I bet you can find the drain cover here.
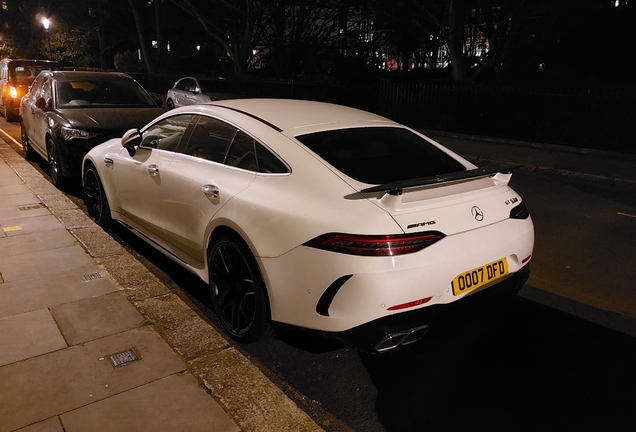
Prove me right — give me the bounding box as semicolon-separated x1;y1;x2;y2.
83;272;102;281
18;203;45;211
108;348;141;367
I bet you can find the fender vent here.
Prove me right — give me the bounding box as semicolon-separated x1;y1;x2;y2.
316;275;353;316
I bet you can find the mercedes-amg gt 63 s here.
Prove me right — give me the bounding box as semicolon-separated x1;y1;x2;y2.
83;99;534;352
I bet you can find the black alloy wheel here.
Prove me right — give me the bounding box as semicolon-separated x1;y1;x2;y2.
21;123;36;161
83;164;111;228
209;235;272;342
47;138;65;188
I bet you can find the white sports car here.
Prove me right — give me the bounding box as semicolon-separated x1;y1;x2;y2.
82;99;534;352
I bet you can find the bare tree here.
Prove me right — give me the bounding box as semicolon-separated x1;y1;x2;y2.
259;0;344;75
169;0;268;75
125;0;156;73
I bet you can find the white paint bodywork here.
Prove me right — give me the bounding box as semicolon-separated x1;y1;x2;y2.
83;99;534;333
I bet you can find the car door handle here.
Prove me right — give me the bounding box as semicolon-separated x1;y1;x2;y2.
147;164;159;176
202;184;219;199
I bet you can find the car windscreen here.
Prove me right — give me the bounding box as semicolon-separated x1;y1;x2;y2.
55;78;157;108
296;127;466;185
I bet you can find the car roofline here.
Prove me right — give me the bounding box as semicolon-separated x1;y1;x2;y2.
208;103;283;132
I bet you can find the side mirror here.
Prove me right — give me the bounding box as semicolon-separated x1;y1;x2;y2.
35;97;47;110
121;128;141;156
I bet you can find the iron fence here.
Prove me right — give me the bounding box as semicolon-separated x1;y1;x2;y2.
147;73;636;154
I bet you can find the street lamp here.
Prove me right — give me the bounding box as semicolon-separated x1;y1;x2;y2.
36;12;52;31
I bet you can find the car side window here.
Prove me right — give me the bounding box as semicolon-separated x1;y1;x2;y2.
140;114;195;151
225;131;289;173
181;116;237;163
177;78;195;92
255;141;289;173
225;131;257;170
40;78;53;107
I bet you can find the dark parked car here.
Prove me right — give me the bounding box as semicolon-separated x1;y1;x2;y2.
0;58;62;121
19;70;164;187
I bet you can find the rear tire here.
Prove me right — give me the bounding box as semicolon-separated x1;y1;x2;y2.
208;234;273;342
83;163;112;228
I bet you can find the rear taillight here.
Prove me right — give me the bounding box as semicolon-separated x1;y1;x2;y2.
510;201;529;219
304;231;445;256
9;86;17;99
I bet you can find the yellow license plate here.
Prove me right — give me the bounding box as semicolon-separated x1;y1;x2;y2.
451;258;508;296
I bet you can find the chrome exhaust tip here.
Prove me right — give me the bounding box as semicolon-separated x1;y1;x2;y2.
373;324;429;352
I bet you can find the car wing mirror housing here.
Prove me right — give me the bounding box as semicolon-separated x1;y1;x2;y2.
35;97;48;111
121;128;141;156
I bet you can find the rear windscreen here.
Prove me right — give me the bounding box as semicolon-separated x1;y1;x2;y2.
296;127;466;185
10;62;61;83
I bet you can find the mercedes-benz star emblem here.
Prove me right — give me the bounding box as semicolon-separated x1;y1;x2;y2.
471;206;484;221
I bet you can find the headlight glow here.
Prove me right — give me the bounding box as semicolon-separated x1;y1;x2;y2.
61;127;100;141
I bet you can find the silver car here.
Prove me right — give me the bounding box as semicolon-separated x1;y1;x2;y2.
166;76;243;110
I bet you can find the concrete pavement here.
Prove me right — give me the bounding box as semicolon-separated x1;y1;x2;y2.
0;138;323;431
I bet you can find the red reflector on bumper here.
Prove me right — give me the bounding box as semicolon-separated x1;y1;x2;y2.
387;296;433;311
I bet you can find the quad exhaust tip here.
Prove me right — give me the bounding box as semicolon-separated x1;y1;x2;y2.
374;324;429;352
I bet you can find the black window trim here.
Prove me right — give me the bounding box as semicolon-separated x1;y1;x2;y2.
138;111;290;175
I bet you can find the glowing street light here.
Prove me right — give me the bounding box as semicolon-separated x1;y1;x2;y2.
42;17;51;30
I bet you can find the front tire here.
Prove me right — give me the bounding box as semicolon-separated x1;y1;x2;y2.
166;99;175;110
83;163;112;228
21;123;36;161
47;138;66;188
209;234;272;342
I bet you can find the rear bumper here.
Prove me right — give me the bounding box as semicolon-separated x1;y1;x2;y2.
334;264;530;352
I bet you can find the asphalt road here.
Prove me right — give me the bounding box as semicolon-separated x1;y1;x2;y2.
3;118;635;431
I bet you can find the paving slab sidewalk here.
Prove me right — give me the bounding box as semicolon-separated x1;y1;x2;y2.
0;140;323;431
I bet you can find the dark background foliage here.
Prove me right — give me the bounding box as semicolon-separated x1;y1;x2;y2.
1;0;634;152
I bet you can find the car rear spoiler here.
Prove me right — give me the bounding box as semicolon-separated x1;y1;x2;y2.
360;165;523;195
